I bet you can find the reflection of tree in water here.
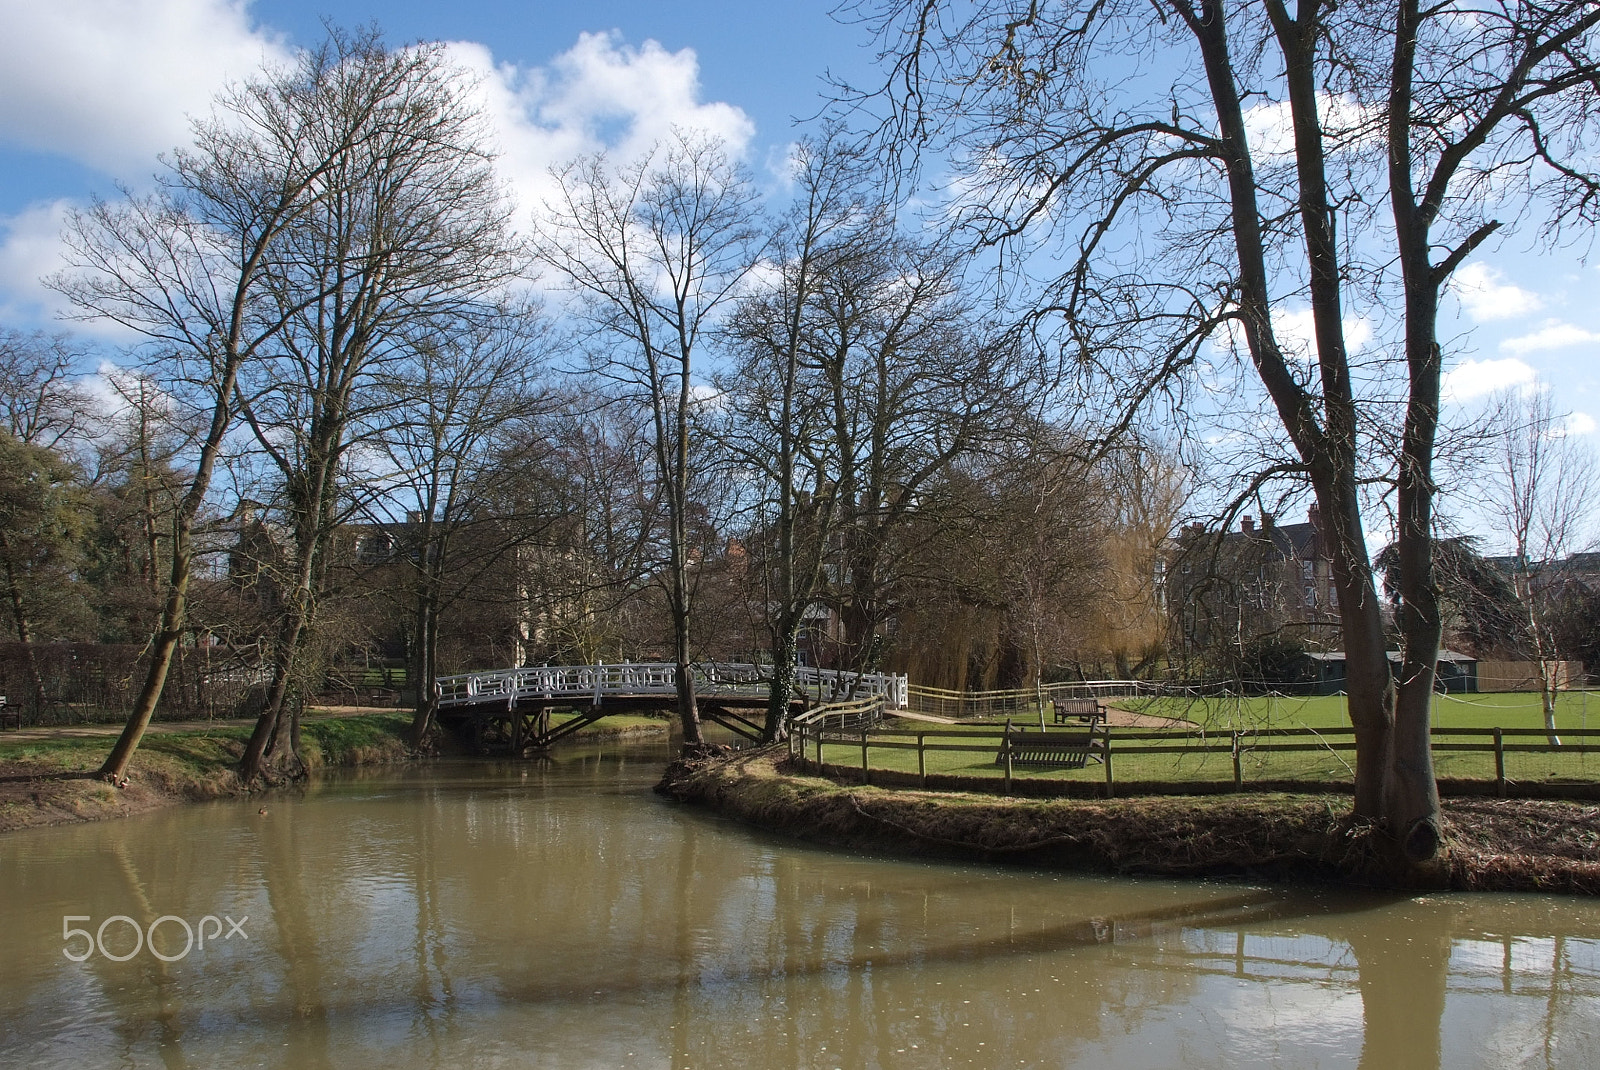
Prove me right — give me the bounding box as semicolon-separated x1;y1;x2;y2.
8;762;1600;1066
405;779;459;1050
260;809;332;1070
1344;898;1453;1070
104;838;189;1070
658;849;1253;1066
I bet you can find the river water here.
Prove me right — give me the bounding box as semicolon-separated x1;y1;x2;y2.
0;742;1596;1069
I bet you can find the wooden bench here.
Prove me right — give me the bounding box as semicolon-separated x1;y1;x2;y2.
1052;697;1105;725
0;696;17;731
995;726;1105;769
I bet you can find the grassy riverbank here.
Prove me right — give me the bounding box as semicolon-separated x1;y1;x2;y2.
657;748;1600;895
0;707;674;834
0;712;416;833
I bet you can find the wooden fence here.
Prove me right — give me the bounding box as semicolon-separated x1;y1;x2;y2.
787;716;1600;799
1475;660;1578;692
906;680;1159;719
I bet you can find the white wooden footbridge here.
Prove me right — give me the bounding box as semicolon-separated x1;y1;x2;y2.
434;661;908;752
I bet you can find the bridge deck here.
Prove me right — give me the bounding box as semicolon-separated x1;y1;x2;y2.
434;662;906;754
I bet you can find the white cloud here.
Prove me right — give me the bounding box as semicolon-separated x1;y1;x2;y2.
1563;411;1596;436
1242;94;1377;159
1500;320;1600;356
1450;262;1542;322
0;0;292;180
0;200;82;324
1441;357;1537;401
445;32;755;218
0;23;756;326
1270;306;1373;361
0;200;142;339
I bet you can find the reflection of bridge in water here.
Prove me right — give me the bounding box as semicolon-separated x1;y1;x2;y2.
435;662;909;754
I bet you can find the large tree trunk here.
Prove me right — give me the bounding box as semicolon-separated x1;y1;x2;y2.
1191;0;1444;863
410;585;440;746
240;603;309;781
1386;306;1446;862
239;511;320;782
763;618;801;743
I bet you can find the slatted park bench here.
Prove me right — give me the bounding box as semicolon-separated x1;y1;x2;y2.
996;704;1106;769
1052;697;1105;725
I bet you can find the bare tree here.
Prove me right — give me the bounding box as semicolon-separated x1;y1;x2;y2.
521;400;664;664
1481;390;1599;744
363;307;554;744
801;230;1025;676
717;127;874;740
534;130;763;748
54;32;373;782
0;329;98;451
232;30;523;782
850;0;1600;866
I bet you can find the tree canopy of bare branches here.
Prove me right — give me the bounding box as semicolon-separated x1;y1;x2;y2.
848;0;1600;866
534;129;763;746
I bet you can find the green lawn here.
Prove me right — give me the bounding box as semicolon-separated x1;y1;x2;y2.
838;691;1600;789
0;714;414;778
1124;689;1600;732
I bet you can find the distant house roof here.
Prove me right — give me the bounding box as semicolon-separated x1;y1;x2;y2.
1301;649;1476;664
1218;510;1323;560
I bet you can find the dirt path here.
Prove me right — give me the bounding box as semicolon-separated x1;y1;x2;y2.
1102;705;1196;729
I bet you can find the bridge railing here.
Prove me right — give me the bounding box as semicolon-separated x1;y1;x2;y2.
436;662;908;708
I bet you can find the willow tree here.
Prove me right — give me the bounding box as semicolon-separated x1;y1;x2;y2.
851;0;1600;864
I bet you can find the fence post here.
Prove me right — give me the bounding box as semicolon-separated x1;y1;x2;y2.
1494;727;1506;798
1103;726;1114;798
861;728;870;785
816;720;824;766
918;733;927;788
1003;718;1013;795
1232;731;1243;792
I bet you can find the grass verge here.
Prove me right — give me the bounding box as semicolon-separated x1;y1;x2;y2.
657;748;1600;895
0;713;413;834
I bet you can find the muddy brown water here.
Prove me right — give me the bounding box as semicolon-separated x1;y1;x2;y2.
0;741;1596;1068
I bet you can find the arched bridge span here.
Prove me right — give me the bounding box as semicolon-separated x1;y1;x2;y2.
434;662;908;753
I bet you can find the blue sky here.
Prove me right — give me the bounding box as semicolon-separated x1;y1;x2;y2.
0;0;871;332
1;0;1596;543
